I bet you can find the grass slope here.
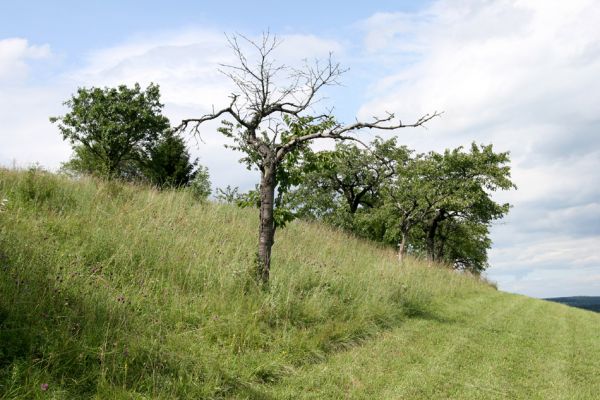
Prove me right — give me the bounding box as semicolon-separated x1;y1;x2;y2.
0;168;598;399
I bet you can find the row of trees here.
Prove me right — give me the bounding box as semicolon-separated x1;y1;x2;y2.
282;139;515;273
51;33;515;284
50;83;210;198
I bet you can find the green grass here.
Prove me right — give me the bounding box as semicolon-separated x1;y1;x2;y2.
0;168;598;399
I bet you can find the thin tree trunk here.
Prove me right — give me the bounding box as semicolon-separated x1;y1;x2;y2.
397;230;408;263
426;223;436;262
257;166;276;284
436;233;446;261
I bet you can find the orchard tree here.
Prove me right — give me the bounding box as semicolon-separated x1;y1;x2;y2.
292;138;409;216
379;154;434;262
431;218;492;274
51;83;170;179
420;144;515;262
176;33;439;283
381;143;515;264
286;138;410;242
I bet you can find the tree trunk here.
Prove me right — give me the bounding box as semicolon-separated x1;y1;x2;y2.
426;223;436;262
257;166;276;284
397;229;408;263
427;209;446;262
436;231;446;261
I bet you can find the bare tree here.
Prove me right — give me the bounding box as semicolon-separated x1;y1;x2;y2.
177;33;439;284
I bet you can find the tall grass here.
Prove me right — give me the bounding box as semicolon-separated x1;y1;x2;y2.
0;168;489;399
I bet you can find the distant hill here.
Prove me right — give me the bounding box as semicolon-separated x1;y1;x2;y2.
546;296;600;312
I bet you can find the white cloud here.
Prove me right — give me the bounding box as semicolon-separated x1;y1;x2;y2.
357;0;600;297
0;38;51;82
0;85;71;169
1;29;345;190
0;38;63;169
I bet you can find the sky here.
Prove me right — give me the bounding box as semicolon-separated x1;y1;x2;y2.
1;0;598;298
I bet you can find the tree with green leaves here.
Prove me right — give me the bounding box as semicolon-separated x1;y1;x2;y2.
419;144;515;263
285;137;410;245
431;218;492;274
292;138;409;216
380;143;515;265
51;83;170;179
177;33;439;283
378;153;434;262
143;130;198;188
188;165;211;201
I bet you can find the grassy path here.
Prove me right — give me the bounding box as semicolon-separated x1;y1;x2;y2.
269;292;600;399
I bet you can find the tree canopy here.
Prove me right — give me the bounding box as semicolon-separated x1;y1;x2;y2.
52;83;204;191
51;83;170;179
287;139;515;273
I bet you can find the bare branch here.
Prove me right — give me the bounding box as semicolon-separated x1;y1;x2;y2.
276;111;442;160
174;95;251;136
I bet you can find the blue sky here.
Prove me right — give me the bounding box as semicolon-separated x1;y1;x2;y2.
1;1;599;298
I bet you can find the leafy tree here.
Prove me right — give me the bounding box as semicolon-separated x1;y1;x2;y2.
432;219;491;274
177;33;439;283
286;138;410;244
188;165;211;201
143;131;198;188
378;154;434;262
51;83;170;179
380;143;515;264
292;138;407;215
419;144;515;262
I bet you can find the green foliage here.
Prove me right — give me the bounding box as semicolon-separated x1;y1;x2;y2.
143;130;198;188
215;185;241;204
187;165;211;201
52;83;205;190
437;219;492;273
51;83;170;179
287;140;515;273
288;137;410;224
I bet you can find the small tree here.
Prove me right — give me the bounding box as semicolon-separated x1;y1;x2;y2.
420;144;515;262
188;165;211;201
177;33;439;283
143;131;198;188
51;83;170;179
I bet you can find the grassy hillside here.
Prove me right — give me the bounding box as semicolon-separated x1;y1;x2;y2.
0;168;598;399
